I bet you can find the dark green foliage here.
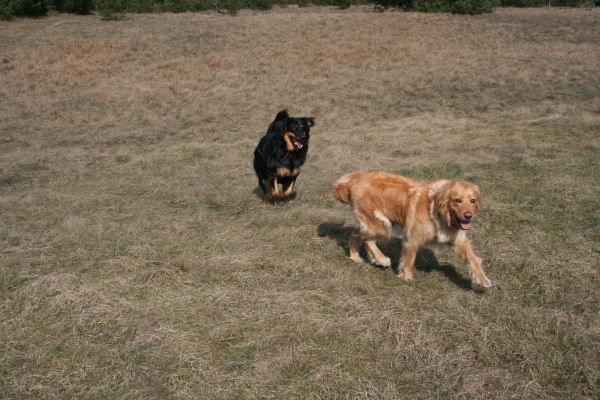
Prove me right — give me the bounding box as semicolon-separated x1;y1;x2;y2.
3;0;49;16
248;0;274;10
3;0;596;20
499;0;591;5
498;0;545;5
0;0;13;19
373;0;411;8
310;0;366;4
106;0;368;15
124;0;155;12
376;0;498;13
447;0;497;13
63;0;93;13
48;0;65;10
0;3;13;19
412;0;447;10
378;0;597;8
332;0;352;8
95;0;123;19
162;0;190;12
162;0;212;12
224;0;241;14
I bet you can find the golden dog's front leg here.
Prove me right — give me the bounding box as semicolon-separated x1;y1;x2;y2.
397;244;417;281
454;237;492;288
365;240;391;267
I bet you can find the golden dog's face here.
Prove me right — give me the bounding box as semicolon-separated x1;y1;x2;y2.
437;181;481;230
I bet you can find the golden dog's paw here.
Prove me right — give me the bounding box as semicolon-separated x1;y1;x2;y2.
473;275;493;288
371;256;391;268
350;254;366;265
396;271;414;281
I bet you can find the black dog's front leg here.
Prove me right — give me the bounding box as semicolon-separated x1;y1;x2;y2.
281;176;297;198
261;171;282;200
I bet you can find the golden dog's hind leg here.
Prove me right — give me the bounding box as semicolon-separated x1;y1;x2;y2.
351;208;392;267
454;238;492;288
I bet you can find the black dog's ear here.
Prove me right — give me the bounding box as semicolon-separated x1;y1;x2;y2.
304;118;315;128
274;109;289;122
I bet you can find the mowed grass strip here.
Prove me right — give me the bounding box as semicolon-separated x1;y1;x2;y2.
1;7;599;400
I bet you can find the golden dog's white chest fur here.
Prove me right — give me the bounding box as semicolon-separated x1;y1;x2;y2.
429;201;461;244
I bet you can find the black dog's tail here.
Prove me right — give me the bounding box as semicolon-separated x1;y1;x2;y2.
274;109;289;122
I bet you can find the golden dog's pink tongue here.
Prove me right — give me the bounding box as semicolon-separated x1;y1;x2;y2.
460;221;472;230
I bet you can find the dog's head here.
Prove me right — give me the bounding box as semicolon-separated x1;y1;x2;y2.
270;110;315;152
433;180;481;230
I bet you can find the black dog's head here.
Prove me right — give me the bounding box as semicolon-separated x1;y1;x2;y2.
269;110;315;152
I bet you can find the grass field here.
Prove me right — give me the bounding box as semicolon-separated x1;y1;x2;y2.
1;6;599;399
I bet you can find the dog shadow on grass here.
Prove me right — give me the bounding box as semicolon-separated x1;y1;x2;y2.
317;222;473;291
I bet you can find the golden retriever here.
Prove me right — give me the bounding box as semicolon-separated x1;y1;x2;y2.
332;171;492;288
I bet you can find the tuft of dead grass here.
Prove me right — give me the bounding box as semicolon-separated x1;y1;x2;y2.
1;6;599;400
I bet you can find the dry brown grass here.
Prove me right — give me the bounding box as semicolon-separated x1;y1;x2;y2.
1;6;600;399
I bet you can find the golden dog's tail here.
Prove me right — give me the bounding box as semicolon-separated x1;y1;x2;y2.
332;172;361;204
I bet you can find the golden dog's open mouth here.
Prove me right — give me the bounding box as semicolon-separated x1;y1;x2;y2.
458;218;472;230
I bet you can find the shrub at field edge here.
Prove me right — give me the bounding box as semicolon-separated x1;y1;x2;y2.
2;0;598;21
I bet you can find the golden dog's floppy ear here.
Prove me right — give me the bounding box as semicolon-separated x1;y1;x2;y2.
431;181;452;228
472;184;482;214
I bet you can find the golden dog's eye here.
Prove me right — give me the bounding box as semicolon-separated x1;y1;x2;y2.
455;199;462;203
470;199;476;203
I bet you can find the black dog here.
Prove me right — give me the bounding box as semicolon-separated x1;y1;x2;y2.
253;110;315;201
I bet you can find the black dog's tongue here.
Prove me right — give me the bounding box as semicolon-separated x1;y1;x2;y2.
294;140;304;150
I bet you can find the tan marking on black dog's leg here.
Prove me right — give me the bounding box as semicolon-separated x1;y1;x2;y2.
291;167;301;176
283;132;295;152
269;176;286;200
276;167;291;177
283;179;295;197
349;233;365;264
263;179;276;200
